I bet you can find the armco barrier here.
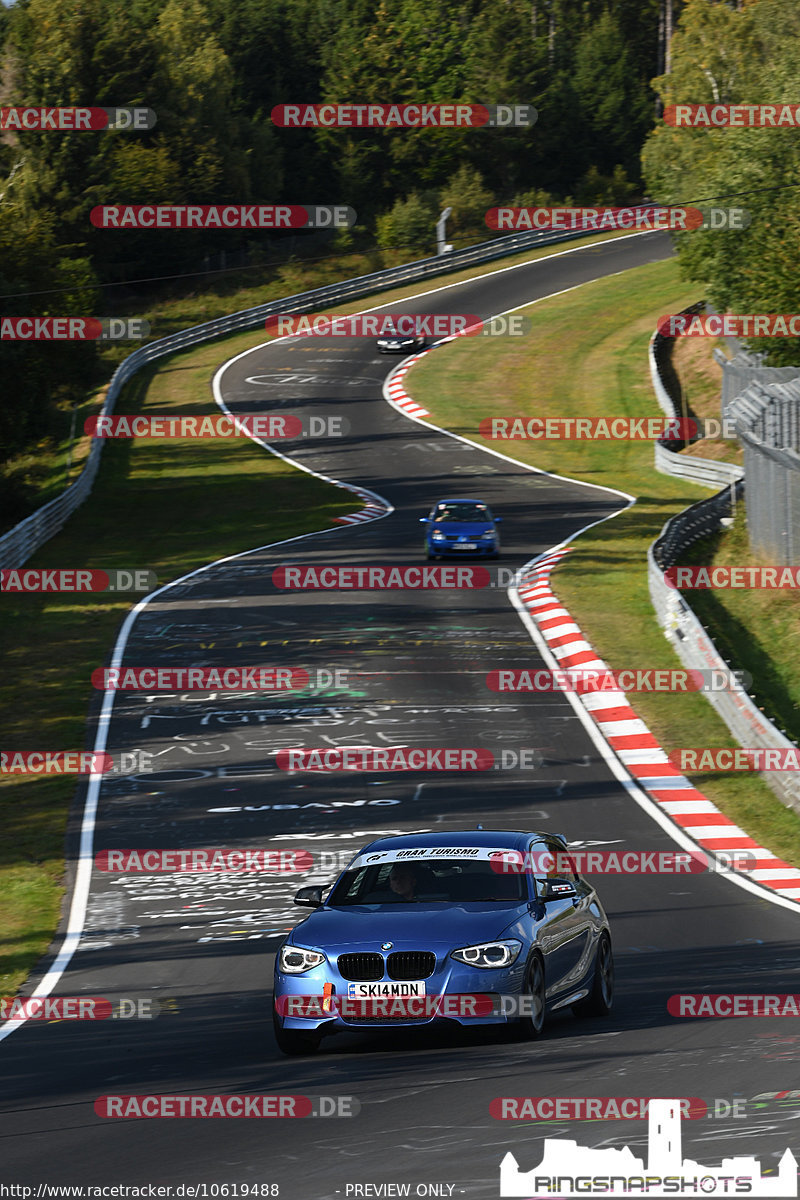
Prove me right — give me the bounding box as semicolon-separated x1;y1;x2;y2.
0;222;609;569
649;303;743;491
648;327;800;815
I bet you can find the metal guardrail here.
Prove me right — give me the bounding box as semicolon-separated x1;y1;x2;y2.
647;325;800;814
0;222;603;569
648;305;744;490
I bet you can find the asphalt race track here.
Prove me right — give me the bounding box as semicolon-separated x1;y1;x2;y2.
3;230;800;1198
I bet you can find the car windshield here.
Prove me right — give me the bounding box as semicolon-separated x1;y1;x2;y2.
433;503;491;523
327;858;527;905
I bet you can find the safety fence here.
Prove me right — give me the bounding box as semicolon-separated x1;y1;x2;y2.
726;369;800;564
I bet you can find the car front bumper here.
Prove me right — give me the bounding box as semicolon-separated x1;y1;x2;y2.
274;958;526;1032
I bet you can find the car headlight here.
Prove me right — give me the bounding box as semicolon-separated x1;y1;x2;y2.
431;531;446;540
451;939;522;968
479;531;497;540
279;945;325;974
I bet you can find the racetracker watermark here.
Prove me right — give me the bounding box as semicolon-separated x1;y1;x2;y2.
273;565;495;589
0;997;158;1020
1;318;149;340
0;106;156;131
1;752;114;775
658;313;800;337
91;667;310;691
95;1095;359;1118
478;417;699;440
265;313;529;338
489;849;756;875
664;103;800;127
271;103;537;128
665;565;800;589
84;414;347;439
277;748;495;771
669;994;800;1016
668;748;800;772
491;1098;714;1120
486;668;751;693
1;569;156;593
95;848;314;873
486;206;749;231
1;750;154;775
275;994;501;1019
90;205;355;229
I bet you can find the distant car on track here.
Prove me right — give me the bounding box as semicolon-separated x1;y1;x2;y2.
376;320;426;354
272;828;613;1055
420;497;501;559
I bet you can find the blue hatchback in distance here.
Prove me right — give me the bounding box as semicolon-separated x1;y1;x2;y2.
272;829;613;1055
420;497;501;559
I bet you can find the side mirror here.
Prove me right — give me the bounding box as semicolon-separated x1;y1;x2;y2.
540;878;577;901
419;516;429;523
294;885;324;907
493;515;503;522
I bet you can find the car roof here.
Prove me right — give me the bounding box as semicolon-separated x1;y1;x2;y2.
433;498;491;506
355;829;565;854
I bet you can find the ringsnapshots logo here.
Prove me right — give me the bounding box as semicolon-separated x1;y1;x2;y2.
498;1097;798;1196
486;206;750;232
84;414;348;439
0;318;149;340
0;106;156;131
271;103;537;128
89;205;355;229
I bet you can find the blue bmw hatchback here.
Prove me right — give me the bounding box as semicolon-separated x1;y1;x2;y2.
272;830;613;1054
420;498;501;559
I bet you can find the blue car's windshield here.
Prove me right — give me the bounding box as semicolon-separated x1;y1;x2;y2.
327;859;526;905
433;503;491;523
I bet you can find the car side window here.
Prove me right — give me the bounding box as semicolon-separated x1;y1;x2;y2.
528;839;579;898
544;839;580;882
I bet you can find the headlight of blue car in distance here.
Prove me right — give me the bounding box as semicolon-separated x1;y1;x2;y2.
279;945;325;973
450;939;522;968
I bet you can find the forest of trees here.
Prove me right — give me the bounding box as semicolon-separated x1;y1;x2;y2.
1;0;799;516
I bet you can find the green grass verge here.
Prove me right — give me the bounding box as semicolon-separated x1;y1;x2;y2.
406;255;800;870
0;331;355;995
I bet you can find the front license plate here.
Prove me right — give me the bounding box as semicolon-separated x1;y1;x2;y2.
455;542;477;549
347;981;426;998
